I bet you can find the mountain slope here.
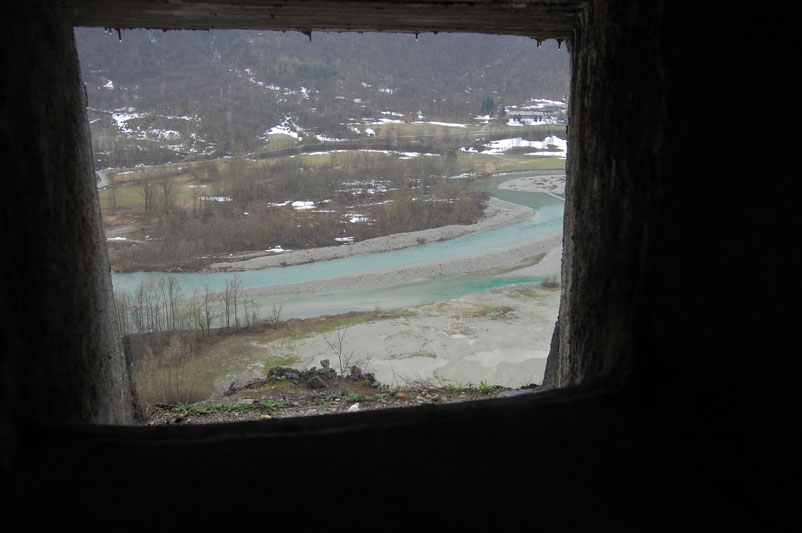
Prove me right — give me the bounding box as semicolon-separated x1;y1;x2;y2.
76;28;570;168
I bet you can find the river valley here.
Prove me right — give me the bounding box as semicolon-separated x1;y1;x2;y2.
111;170;565;389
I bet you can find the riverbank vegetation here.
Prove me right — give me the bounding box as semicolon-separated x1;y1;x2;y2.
115;274;400;413
101;127;565;272
104;149;490;272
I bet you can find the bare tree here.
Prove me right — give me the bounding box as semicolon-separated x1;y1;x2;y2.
141;176;155;221
230;274;241;329
268;302;283;328
223;274;242;330
250;297;260;327
324;324;357;376
109;173;118;212
222;280;232;329
188;290;204;336
202;284;213;334
160;173;175;215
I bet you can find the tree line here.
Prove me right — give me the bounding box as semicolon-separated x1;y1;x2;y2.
113;273;288;367
114;274;260;338
115;273;289;409
110;151;488;272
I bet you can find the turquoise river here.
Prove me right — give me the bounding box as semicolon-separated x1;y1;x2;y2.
110;171;564;320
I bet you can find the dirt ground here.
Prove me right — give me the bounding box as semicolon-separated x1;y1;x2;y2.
143;372;535;426
246;281;560;392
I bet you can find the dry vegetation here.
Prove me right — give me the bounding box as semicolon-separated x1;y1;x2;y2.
143;375;528;426
126;301;398;414
104;148;492;272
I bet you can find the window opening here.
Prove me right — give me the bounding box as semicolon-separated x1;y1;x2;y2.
76;28;569;423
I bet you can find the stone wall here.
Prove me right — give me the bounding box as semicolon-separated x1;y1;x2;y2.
1;0;137;457
546;2;665;388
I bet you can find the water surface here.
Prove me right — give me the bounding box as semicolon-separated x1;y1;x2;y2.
111;170;564;319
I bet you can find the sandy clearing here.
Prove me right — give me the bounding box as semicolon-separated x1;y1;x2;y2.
266;282;560;389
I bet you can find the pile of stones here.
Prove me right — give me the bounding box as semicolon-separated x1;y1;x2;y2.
225;359;382;396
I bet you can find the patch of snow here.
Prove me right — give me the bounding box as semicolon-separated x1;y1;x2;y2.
398;152;438;160
111;108;148;133
448;172;479;179
526;98;567;108
299;150;350;157
315;134;347;142
345;213;369;223
507;118;544;126
198;196;232;202
364;118;403;125
292;200;316;210
265;125;300;139
412;121;467;128
149;129;181;141
481;136;567;157
365;128;376;136
262;116;304;141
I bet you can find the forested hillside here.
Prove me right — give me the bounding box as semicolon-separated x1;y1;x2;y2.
78;29;569;272
75;28;570;168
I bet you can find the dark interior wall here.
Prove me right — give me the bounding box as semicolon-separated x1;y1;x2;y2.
547;1;666;389
1;0;136;459
0;0;797;527
552;1;798;430
644;4;799;431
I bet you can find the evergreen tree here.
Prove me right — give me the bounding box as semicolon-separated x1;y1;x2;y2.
480;96;495;116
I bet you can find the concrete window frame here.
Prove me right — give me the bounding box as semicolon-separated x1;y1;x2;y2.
69;0;587;424
14;3;790;525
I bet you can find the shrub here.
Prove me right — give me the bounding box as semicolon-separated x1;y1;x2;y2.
134;333;205;415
